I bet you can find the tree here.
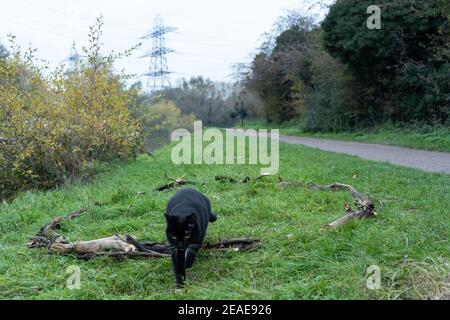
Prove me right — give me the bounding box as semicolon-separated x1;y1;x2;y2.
244;16;320;123
230;100;249;127
161;76;235;126
322;0;449;124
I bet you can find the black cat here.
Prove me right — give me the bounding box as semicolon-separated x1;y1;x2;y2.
165;188;217;288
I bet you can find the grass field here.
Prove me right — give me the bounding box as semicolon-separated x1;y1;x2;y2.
1;141;449;300
241;121;450;152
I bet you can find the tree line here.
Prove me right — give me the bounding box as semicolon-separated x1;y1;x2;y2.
240;0;449;131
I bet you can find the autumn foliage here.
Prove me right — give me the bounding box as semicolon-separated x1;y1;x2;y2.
0;18;141;199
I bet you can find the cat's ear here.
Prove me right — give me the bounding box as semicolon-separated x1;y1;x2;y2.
187;213;197;225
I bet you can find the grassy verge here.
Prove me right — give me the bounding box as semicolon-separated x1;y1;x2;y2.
1;141;449;299
240;121;450;152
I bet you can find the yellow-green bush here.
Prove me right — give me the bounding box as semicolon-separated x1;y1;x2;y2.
131;99;196;151
136;99;196;132
0;18;141;199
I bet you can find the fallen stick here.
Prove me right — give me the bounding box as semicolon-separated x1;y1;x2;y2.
49;236;137;255
156;173;196;192
203;238;260;251
28;208;87;248
321;184;376;228
311;183;376;228
27;175;376;259
28;209;260;260
215;174;280;184
215;176;239;183
215;176;252;184
277;180;376;228
43;236;260;260
156;179;193;192
325;205;359;228
255;173;283;182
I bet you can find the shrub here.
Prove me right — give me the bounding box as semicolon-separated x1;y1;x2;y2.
131;99;196;151
0;18;141;200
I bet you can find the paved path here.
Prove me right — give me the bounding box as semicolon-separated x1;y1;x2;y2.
279;135;450;174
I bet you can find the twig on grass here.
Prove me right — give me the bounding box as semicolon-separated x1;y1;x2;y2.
215;174;376;228
155;173;196;192
28;209;260;261
27;208;87;248
278;180;376;228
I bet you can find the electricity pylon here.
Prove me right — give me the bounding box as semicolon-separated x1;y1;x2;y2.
141;15;177;92
66;42;83;70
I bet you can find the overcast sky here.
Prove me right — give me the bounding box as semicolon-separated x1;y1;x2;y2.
0;0;330;86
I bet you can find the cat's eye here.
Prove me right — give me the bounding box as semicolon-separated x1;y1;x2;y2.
169;234;177;240
184;232;191;239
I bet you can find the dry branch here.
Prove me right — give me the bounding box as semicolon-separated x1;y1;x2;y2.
255;173;279;181
156;173;196;192
156;179;194;192
28;208;87;248
215;174;376;228
27;174;376;261
277;180;376;228
49;236;136;254
215;176;239;183
28;209;259;261
204;238;260;251
314;183;376;228
215;174;280;184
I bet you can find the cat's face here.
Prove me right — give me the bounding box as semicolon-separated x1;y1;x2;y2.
165;213;197;249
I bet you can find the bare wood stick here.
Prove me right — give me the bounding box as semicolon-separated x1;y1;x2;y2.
28;208;87;248
215;176;238;183
255;173;272;180
49;236;137;255
28;210;259;259
155;179;195;192
215;176;251;184
324;186;376;229
325;206;359;228
156;174;196;192
45;237;259;260
277;180;376;228
204;238;260;251
37;208;87;236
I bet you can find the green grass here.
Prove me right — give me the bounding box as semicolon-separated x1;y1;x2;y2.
240;121;450;152
1;141;449;300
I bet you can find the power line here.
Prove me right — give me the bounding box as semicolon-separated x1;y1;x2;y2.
174;31;254;46
1;7;143;42
6;3;259;50
0;15;139;51
22;0;147;33
167;35;257;50
21;0;267;44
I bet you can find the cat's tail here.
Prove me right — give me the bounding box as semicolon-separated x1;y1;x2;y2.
209;212;218;223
